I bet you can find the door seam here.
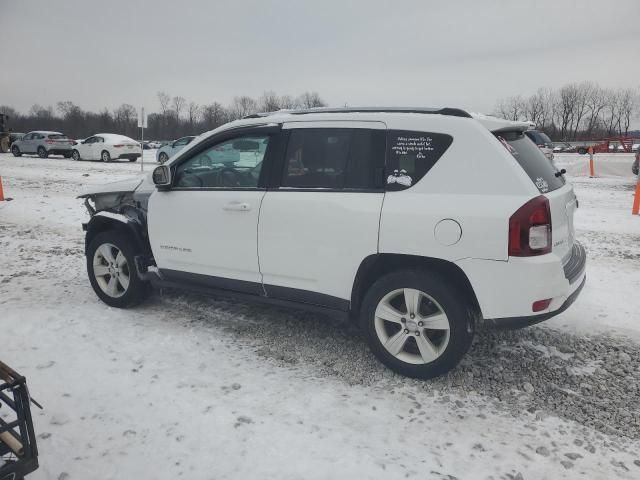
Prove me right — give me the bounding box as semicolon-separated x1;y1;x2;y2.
256;189;268;296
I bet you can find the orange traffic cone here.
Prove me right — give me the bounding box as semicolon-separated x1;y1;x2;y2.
0;176;4;201
633;177;640;215
588;146;595;177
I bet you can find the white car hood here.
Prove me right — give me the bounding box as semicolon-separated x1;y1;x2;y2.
78;174;151;198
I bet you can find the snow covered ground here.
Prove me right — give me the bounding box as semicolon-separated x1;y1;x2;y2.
1;152;639;480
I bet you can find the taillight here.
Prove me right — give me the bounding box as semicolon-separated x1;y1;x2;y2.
114;144;124;148
508;195;552;256
46;139;54;144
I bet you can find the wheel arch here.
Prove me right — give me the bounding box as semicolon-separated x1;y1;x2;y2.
350;253;482;319
84;212;151;259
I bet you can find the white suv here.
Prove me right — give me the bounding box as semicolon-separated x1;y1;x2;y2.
79;107;586;379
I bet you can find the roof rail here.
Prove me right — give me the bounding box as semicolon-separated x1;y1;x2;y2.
243;106;472;119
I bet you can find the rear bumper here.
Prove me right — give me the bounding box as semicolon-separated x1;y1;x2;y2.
116;152;141;160
47;148;72;155
484;275;585;329
457;240;587;327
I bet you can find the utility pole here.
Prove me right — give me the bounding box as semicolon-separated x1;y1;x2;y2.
138;107;147;171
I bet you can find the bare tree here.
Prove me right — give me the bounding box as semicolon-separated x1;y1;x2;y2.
619;88;637;136
525;91;545;127
172;96;186;120
297;92;326;109
201;102;227;129
230;96;258;119
0;105;18;117
494;96;525;121
187;101;201;129
113;104;137;136
29;104;54;118
259;91;281;112
157;91;171;116
583;84;607;138
279;95;299;110
601;89;622;135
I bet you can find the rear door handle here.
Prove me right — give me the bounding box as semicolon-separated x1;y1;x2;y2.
223;201;251;212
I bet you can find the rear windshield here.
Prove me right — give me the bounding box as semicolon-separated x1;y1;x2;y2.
496;131;565;193
48;134;68;139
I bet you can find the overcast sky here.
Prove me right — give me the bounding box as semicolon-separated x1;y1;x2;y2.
2;0;639;117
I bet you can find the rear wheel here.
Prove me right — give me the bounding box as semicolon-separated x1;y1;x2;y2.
361;270;475;379
128;157;138;162
72;149;81;161
63;152;72;158
87;231;151;308
11;145;21;157
101;150;111;162
577;147;587;155
37;146;48;158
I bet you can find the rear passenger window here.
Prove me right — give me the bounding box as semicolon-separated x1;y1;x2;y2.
282;128;385;190
386;131;453;191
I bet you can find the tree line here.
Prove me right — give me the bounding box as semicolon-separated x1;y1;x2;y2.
0;91;326;141
494;83;639;141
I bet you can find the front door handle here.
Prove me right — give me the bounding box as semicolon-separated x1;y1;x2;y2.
223;201;251;212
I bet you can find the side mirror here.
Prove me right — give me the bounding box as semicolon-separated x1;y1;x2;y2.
153;165;171;188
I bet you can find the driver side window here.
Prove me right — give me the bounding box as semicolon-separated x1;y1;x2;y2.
173;135;269;189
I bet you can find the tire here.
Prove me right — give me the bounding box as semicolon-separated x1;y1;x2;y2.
577;147;587;155
128;157;138;162
37;146;48;158
158;152;168;164
87;231;151;308
72;149;81;161
63;152;72;158
11;145;22;157
101;150;111;162
360;269;475;379
0;136;9;153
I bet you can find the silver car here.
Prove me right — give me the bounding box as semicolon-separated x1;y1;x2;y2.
11;131;74;158
156;136;196;163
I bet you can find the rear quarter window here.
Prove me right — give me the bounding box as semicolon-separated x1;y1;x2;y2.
386;131;453;191
497;131;565;193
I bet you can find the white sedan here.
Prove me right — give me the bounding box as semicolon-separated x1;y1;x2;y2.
71;134;142;162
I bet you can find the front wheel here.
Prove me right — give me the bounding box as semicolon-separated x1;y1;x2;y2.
361;270;475;379
72;149;81;161
87;231;151;308
11;145;22;157
101;150;111;162
37;146;48;158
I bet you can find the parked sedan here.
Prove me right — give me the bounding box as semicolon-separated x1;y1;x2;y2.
71;134;142;162
156;136;196;163
11;131;74;158
552;142;572;153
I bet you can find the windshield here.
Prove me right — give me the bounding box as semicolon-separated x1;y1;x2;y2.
497;131;565;193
